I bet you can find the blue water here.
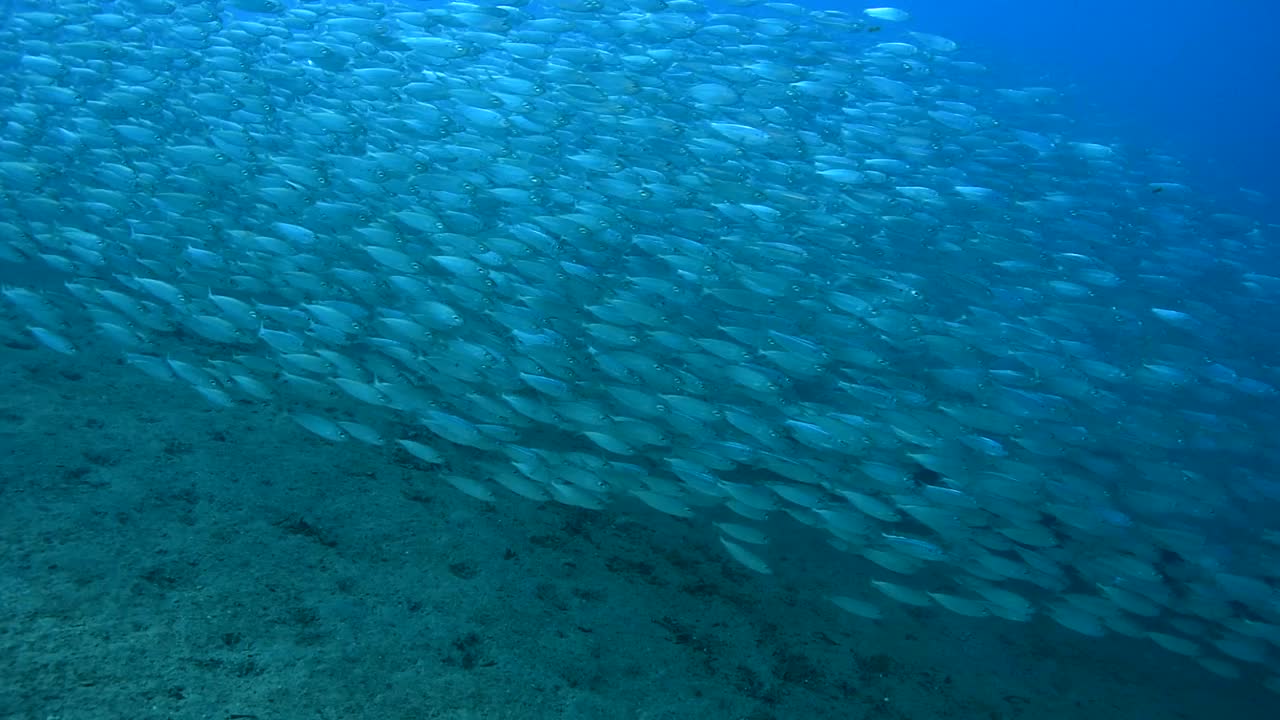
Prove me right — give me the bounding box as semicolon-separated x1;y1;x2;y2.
825;0;1280;215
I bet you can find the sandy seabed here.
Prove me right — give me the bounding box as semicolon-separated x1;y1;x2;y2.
0;335;1272;720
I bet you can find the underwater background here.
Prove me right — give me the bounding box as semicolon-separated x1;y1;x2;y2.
1;1;1278;719
850;0;1280;210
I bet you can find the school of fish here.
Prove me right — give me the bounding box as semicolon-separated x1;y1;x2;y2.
1;0;1278;693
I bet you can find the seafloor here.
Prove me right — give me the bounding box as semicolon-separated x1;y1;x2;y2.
0;336;1271;720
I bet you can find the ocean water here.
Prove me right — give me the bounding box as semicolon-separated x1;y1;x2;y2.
1;1;1278;719
837;0;1280;212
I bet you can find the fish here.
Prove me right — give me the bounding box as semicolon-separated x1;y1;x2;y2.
0;0;1277;693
